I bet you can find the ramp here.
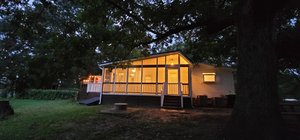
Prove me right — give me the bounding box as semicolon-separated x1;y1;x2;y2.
78;97;99;105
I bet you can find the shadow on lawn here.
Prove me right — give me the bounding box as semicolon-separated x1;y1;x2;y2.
54;107;232;140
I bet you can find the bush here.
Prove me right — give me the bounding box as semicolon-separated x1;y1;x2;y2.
22;89;78;100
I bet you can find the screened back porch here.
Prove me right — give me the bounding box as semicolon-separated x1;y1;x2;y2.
100;52;192;97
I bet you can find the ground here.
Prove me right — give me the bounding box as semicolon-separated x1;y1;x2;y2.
0;99;299;140
0;99;230;140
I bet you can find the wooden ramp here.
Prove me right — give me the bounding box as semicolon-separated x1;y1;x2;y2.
78;97;99;105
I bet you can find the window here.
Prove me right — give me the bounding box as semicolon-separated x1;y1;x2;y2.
203;73;216;82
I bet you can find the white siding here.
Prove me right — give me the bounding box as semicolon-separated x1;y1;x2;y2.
191;64;235;98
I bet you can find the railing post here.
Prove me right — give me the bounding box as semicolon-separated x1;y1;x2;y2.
87;83;90;93
161;82;166;107
179;82;183;108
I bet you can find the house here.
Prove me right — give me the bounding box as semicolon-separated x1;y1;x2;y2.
81;51;235;108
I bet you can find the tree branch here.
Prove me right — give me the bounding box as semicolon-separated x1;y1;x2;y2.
138;17;234;46
105;0;161;35
106;0;234;47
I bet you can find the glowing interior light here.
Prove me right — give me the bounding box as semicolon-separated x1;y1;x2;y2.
132;68;136;72
203;73;216;82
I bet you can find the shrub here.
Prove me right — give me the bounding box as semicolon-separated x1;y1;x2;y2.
23;89;78;100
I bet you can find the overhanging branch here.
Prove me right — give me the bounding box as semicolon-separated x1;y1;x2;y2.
105;0;160;35
106;0;234;47
138;17;234;46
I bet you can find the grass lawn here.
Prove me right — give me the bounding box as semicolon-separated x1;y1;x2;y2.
0;99;105;140
0;99;230;140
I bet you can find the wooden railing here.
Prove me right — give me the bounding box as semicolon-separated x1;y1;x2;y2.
103;83;113;93
160;82;184;108
102;82;189;97
114;83;126;93
167;83;179;94
87;83;102;93
161;82;167;107
182;84;189;95
127;83;141;93
142;83;156;93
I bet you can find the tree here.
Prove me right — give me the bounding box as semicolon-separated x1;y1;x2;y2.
90;0;299;139
1;0;299;138
0;0;101;89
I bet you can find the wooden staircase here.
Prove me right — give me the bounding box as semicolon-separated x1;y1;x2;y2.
162;95;182;109
160;82;184;109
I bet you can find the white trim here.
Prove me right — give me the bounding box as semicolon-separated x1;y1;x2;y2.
156;57;158;95
98;51;192;66
125;66;129;94
140;60;143;95
112;66;116;93
102;93;191;97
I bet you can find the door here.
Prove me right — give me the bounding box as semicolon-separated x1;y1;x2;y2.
167;68;179;95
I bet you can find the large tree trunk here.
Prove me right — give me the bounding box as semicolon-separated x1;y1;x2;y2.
225;1;284;140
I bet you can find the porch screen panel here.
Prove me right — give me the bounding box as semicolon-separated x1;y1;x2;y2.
128;68;141;93
142;68;156;93
103;68;113;93
158;56;165;65
104;68;113;82
166;54;178;65
115;68;126;82
180;67;188;83
157;68;165;93
143;58;157;65
180;67;189;95
103;83;113;93
180;55;189;64
168;69;178;94
115;68;126;93
130;60;142;65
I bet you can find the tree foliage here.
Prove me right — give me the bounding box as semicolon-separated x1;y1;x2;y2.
1;0;300;138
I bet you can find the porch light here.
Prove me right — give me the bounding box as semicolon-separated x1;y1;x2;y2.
82;79;89;84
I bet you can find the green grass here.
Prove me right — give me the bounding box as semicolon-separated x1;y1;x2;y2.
0;99;104;140
0;99;230;140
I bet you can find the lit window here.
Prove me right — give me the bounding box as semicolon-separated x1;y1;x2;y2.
203;73;216;83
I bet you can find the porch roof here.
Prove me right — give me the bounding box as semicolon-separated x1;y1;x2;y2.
99;50;193;67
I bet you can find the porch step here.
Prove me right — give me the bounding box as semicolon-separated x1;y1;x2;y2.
163;95;182;109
